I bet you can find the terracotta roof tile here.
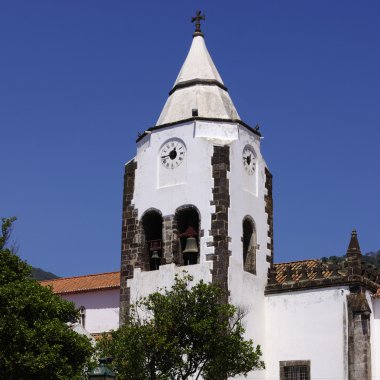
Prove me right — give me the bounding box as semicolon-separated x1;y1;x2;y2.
40;271;120;294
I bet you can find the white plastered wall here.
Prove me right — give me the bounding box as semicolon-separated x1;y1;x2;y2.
134;120;215;263
128;120;220;299
227;126;270;380
128;263;212;306
128;120;271;380
62;289;119;334
265;287;350;380
129;120;228;299
133;121;267;253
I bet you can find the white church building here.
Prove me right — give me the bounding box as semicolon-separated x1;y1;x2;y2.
42;15;380;380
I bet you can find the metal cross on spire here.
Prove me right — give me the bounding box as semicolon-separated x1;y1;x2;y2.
191;10;205;36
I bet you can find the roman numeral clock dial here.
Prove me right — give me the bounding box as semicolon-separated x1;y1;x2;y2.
160;139;186;169
242;145;256;175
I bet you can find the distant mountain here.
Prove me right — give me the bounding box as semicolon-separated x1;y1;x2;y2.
31;267;60;281
321;250;380;269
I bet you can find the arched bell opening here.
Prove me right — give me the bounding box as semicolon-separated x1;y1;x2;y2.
141;209;163;271
243;216;257;274
175;206;200;266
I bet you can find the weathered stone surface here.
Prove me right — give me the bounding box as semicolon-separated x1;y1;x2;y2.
265;230;380;294
210;146;231;303
264;168;274;267
347;291;372;380
162;215;175;265
119;160;141;325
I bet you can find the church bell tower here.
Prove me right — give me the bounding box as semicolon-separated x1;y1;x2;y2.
119;13;273;348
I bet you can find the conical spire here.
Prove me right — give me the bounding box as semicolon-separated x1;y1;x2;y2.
156;24;239;126
346;229;362;257
173;33;223;86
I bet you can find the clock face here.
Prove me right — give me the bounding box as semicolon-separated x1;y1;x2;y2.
242;145;256;175
160;139;186;169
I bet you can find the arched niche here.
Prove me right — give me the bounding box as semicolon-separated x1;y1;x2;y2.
242;216;257;274
175;205;200;266
141;208;163;271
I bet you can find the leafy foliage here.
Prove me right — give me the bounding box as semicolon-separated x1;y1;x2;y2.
98;274;264;380
0;218;93;380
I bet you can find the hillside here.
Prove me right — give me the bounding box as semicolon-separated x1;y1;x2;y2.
363;250;380;268
321;250;380;269
31;267;60;281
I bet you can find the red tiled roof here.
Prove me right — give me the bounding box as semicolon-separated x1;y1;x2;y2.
40;271;120;294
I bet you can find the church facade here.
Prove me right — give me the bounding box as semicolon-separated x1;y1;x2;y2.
43;17;380;380
118;18;380;380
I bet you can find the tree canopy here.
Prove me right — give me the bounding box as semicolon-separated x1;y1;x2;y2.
98;274;264;380
0;218;93;380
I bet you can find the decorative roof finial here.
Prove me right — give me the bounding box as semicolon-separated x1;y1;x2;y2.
346;229;362;257
191;10;205;37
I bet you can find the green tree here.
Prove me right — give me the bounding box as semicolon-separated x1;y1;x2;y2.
0;218;93;380
98;274;264;380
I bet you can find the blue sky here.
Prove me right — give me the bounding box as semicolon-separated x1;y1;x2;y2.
1;1;379;277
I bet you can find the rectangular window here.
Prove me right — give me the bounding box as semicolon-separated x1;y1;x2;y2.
280;361;310;380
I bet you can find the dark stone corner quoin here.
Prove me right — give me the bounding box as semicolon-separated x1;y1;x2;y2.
265;230;380;295
347;291;372;380
264;167;274;266
119;160;139;325
210;145;231;304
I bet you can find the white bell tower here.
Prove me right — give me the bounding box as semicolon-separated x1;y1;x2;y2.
120;13;273;357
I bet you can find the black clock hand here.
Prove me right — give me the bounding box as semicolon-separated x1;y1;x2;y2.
169;148;177;159
162;148;178;160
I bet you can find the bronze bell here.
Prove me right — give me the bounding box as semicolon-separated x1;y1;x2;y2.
182;237;198;254
151;250;160;260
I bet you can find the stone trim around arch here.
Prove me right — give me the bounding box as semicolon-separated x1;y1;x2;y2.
140;208;164;271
